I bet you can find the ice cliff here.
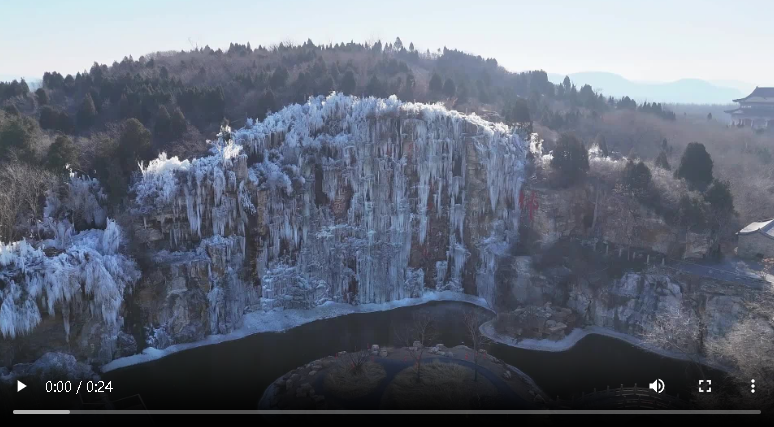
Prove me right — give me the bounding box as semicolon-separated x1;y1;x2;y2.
122;94;527;351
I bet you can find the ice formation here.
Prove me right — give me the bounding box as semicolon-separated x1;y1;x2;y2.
0;219;140;340
132;93;527;323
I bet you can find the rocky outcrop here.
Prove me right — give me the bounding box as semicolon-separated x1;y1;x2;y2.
497;251;770;351
521;183;705;259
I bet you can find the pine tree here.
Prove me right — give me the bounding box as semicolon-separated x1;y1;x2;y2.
76;93;97;130
0;118;34;161
46;134;77;171
170;107;187;138
57;111;74;134
118;93;132;119
154;105;171;138
409;42;415;52
429;73;443;93
655;151;671;170
39;106;59;130
118;118;152;174
594;134;609;156
270;66;289;88
550;133;589;185
676;142;713;190
365;75;383;97
35;88;49;105
340;70;356;95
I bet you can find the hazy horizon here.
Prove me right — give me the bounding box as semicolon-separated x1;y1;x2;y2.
2;0;773;87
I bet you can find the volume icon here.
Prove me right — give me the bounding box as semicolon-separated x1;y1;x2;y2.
649;378;665;394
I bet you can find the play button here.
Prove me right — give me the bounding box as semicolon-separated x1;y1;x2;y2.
17;381;26;392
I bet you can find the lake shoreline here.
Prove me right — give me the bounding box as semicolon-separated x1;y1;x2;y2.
103;291;490;373
480;321;731;373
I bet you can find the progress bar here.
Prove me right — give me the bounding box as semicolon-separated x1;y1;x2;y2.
14;410;762;415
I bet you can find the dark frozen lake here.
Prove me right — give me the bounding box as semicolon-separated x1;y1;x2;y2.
99;301;721;409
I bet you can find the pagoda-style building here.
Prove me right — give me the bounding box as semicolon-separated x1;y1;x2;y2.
725;87;774;129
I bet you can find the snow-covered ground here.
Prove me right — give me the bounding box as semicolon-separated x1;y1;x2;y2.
102;291;489;372
481;321;731;373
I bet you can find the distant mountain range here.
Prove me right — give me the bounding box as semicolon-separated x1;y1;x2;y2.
547;72;753;105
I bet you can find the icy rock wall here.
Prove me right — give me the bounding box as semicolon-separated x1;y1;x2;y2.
0;218;140;364
132;94;526;343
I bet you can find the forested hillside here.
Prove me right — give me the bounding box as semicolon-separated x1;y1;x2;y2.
1;38;772;243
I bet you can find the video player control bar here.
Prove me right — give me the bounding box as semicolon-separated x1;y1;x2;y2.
14;410;763;415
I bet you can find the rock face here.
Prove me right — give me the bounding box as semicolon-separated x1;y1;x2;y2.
128;95;526;350
521;183;706;258
498;253;770;350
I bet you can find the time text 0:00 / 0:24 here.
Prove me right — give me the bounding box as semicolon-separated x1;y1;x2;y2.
45;380;113;393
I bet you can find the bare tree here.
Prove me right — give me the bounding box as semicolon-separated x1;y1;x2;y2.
463;308;492;382
706;303;774;409
0;162;59;241
345;349;371;375
395;311;438;382
642;302;705;377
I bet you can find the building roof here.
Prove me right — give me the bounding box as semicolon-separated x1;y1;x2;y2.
739;219;774;238
733;87;774;103
724;107;774;117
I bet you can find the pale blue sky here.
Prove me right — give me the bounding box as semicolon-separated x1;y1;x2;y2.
1;0;772;85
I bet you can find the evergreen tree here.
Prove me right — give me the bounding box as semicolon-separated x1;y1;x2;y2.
504;98;531;124
117;118;152;174
394;37;403;51
270;66;289;88
35;88;49;105
562;76;572;92
704;179;734;215
400;72;416;100
56;111;74;134
46;134;77;171
89;88;103;112
340;70;356;95
365;75;383;97
39;105;59;130
594;134;609;156
170;107;187;138
429;73;443;93
550;133;589;185
655;151;671;170
0;118;34;161
76;93;97;130
118;93;132;119
622;160;652;197
409;42;415;52
676;142;713;190
154;105;171;138
707;112;713;121
442;78;456;98
316;74;335;95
